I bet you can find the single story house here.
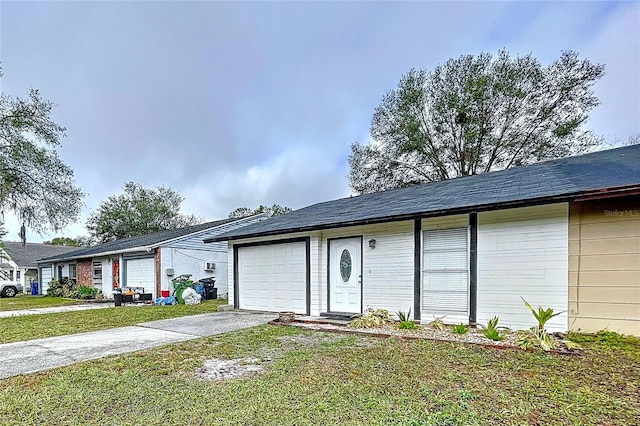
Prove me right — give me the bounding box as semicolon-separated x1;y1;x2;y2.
38;214;266;298
0;242;78;293
205;145;640;336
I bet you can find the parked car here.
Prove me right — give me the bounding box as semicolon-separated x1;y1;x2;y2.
0;281;23;298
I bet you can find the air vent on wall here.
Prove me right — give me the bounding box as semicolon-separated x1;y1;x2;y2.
204;262;216;271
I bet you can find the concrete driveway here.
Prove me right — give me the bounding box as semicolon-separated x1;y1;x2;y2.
0;311;276;379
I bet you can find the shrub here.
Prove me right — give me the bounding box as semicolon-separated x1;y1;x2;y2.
428;316;446;331
77;285;99;300
518;298;565;351
348;308;393;329
396;308;418;329
481;316;504;341
47;277;78;298
522;297;563;331
451;323;469;334
399;320;418;330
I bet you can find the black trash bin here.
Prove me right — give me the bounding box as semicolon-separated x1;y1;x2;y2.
113;288;123;307
199;278;217;300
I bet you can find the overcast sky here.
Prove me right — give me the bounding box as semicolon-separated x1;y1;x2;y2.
1;1;639;243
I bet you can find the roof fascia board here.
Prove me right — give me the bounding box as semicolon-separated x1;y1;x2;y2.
36;246;153;264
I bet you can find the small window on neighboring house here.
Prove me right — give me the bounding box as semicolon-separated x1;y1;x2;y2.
69;264;77;280
16;270;21;280
93;262;102;279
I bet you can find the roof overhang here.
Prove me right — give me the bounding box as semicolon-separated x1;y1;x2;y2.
204;184;640;244
36;246;153;264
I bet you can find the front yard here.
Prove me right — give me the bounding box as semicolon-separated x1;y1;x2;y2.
0;299;226;344
0;294;85;311
1;325;638;425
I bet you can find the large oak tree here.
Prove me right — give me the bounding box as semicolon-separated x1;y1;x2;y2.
349;50;605;194
0;68;83;242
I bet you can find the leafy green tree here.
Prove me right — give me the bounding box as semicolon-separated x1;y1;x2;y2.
43;237;80;246
349;50;605;194
86;182;202;243
228;204;292;219
0;68;83;241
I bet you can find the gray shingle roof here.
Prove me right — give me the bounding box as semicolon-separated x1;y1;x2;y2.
39;217;238;263
206;145;640;242
2;242;79;268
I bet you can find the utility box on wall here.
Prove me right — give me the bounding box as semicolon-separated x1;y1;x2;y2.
204;262;216;271
166;268;174;276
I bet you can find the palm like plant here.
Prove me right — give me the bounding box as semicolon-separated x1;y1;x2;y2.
522;298;563;332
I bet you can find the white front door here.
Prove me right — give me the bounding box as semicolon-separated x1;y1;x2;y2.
329;237;362;313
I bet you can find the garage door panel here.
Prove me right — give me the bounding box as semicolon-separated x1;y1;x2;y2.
125;257;155;297
238;242;307;314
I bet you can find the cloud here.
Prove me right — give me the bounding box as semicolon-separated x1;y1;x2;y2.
1;1;637;243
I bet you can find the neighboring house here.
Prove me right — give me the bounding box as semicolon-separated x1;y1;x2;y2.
205;145;640;336
38;215;267;298
0;242;78;293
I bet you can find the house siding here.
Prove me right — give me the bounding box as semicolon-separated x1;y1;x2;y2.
569;196;640;336
477;204;569;332
163;215;266;296
159;246;225;294
318;221;415;317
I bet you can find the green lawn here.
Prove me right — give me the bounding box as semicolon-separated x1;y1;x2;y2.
0;299;226;344
0;294;85;311
0;326;638;425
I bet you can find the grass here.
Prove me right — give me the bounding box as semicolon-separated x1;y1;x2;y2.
0;294;85;311
1;325;638;425
0;299;226;344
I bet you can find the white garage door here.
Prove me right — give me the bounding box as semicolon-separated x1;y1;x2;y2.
125;257;156;296
40;266;52;295
237;242;307;314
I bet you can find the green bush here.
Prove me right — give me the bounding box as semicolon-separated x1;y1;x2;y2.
481;316;504;341
451;323;469;334
47;277;78;298
77;285;99;300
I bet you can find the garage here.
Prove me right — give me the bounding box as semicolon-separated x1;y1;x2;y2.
39;265;52;295
236;241;308;314
125;257;156;297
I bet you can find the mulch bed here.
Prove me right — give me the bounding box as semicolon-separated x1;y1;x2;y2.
269;318;580;355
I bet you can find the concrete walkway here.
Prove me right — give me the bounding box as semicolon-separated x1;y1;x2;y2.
0;311;277;379
0;303;112;318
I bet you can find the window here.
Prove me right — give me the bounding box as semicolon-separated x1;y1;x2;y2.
69;264;77;280
423;227;469;315
93;262;102;279
16;270;21;280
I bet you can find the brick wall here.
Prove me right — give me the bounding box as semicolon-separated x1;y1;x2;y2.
77;260;93;286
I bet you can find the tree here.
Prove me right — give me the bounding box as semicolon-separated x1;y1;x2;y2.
349;50;605;194
228;204;292;219
86;182;202;243
0;68;84;242
43;237;80;247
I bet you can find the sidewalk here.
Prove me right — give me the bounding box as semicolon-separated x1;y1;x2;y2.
0;311;276;379
0;303;112;318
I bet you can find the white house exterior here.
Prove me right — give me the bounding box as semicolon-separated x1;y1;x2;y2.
38;215;266;298
206;146;640;336
0;242;78;294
